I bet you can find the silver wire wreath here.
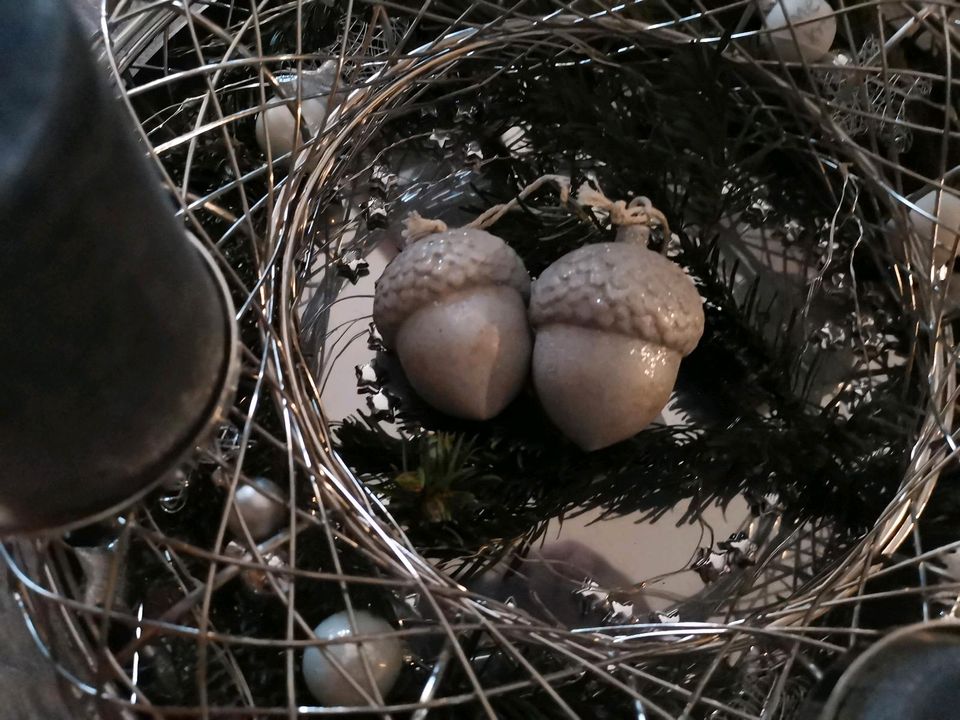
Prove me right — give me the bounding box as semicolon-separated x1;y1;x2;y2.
4;1;960;718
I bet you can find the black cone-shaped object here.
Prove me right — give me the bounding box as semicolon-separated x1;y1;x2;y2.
0;0;236;533
811;621;960;720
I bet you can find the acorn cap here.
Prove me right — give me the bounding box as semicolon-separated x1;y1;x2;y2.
374;227;530;346
530;242;704;355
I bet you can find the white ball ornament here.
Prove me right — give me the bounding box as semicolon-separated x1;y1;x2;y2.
302;610;403;706
373;225;532;420
227;477;286;542
255;61;337;160
763;0;837;64
529;239;704;451
898;189;960;267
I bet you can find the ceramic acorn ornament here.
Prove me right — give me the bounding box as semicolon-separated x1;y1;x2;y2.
762;0;837;64
302;610;404;706
255;60;338;160
529;185;705;451
371;179;571;420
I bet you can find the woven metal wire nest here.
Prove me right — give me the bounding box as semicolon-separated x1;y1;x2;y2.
5;1;960;718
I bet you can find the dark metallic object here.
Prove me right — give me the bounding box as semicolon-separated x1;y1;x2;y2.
0;0;236;533
817;621;960;720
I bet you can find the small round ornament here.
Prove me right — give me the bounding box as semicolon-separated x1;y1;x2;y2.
763;0;837;64
227;477;286;542
529;217;704;451
301;610;403;706
373;222;532;420
896;188;960;267
255;62;337;160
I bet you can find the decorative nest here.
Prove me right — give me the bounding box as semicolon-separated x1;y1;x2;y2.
5;1;960;718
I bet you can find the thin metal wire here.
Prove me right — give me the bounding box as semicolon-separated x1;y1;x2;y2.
3;0;959;717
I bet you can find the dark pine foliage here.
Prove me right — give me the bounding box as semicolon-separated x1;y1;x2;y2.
336;42;922;576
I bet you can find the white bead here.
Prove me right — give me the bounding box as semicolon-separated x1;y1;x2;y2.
302;610;403;706
255;62;337;159
906;189;960;266
227;477;285;542
763;0;837;64
255;96;328;159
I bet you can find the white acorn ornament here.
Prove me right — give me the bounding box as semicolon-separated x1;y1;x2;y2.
255;61;337;160
373;217;532;420
302;610;403;706
227;477;286;542
529;189;704;451
763;0;837;64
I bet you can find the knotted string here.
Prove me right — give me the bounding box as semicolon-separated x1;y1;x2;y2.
575;182;672;241
400;175;672;252
401;174;571;245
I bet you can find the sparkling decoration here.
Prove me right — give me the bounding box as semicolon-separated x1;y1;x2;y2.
455;104;478;122
365;389;394;421
227;477;286;542
820;38;932;151
370;164;398;195
214;423;244;461
575;580;643;626
158;470;190;513
366;321;387;354
428;129;452;150
373;226;532;420
335;249;370;284
693;547;731;583
365;197;389;229
814;319;848;349
693;532;758;583
301;610;404;706
355;362;381;391
529;231;704;450
465;140;484;165
225;542;291;596
825;270;850;296
500;125;533;156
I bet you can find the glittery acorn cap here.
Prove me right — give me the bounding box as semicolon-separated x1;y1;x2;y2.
373;227;530;347
529;242;704;355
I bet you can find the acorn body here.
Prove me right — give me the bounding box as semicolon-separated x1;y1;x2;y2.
533;326;679;450
530;242;704;450
374;228;531;420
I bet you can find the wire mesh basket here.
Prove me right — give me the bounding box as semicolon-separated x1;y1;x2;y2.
5;0;960;718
